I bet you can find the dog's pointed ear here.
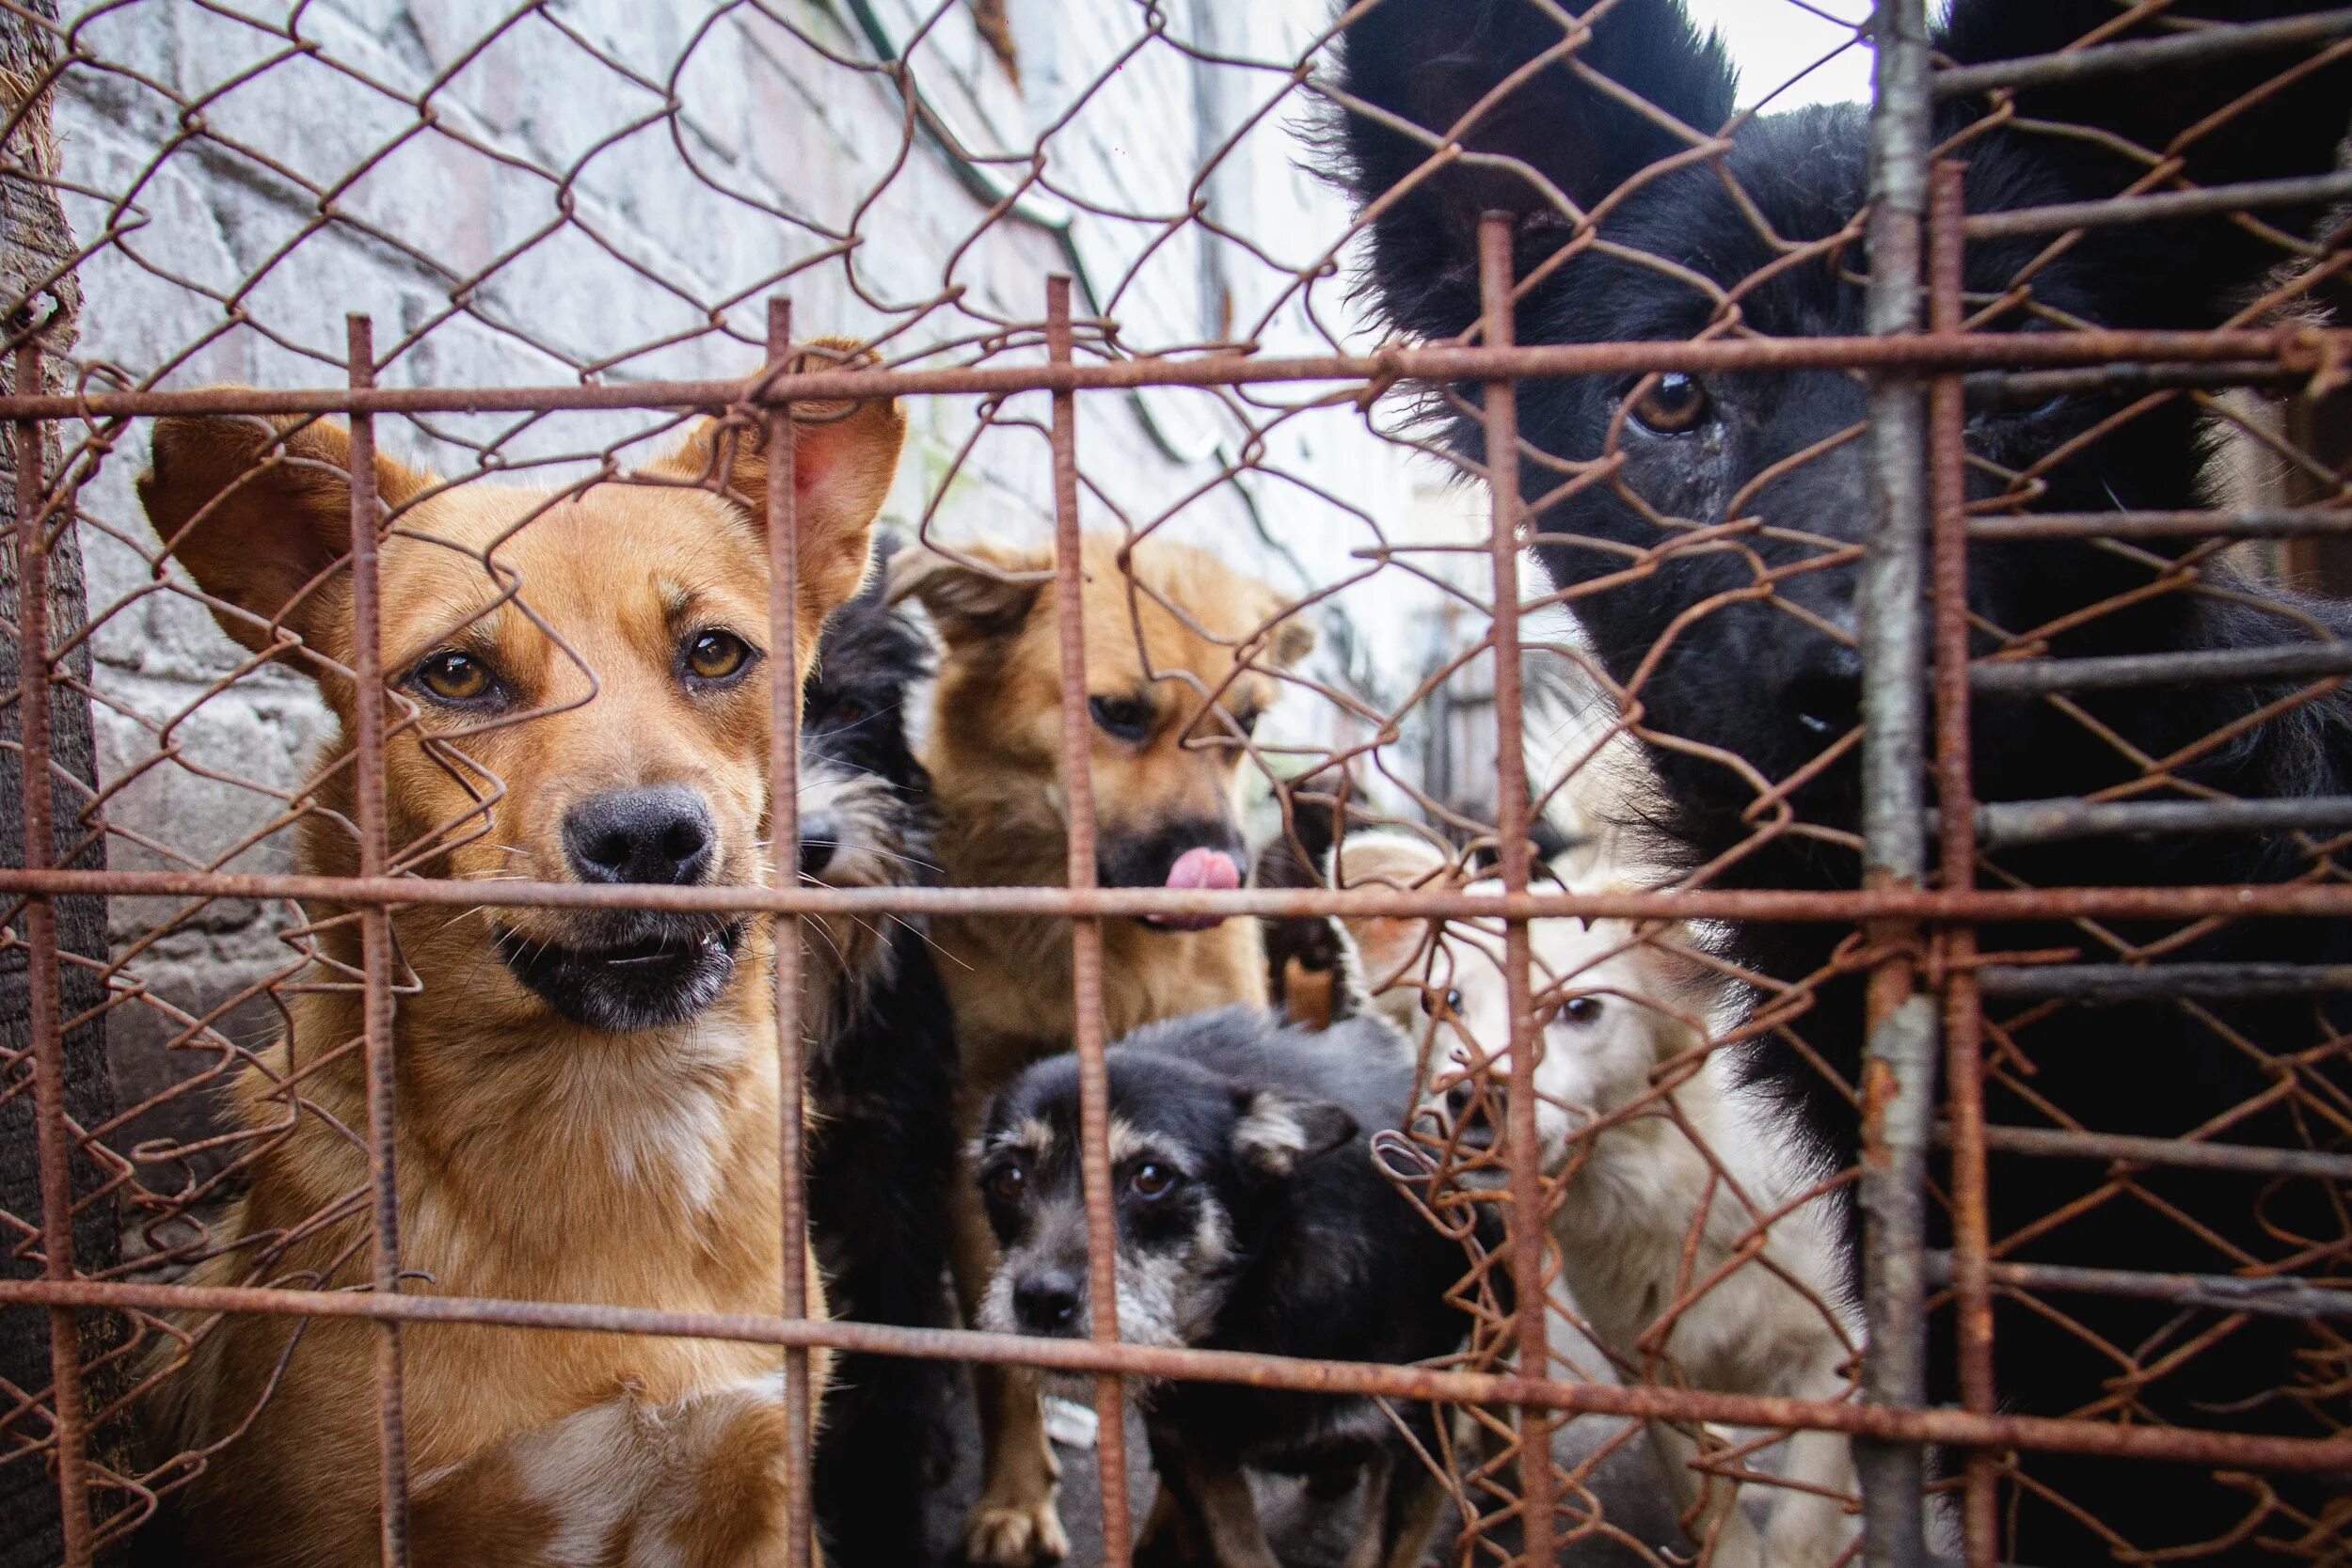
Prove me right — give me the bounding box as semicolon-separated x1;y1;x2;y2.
644;339;909;652
1232;1089;1357;1180
140;405;436;666
1255;592;1316;671
888;537;1053;647
1328;831;1451;994
1329;0;1736;342
1935;0;2352;328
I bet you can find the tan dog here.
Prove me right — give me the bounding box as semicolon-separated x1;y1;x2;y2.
138;358;903;1568
892;532;1311;1567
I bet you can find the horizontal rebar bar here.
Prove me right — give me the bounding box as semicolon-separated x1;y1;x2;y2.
7;866;2352;923
1979;962;2352;1002
1963;169;2352;240
0;329;2344;422
1932;1122;2352;1182
1968;509;2352;542
1964;361;2304;404
1973;796;2352;847
1932;8;2352;97
1972;643;2352;695
1926;1256;2352;1322
5;1276;2348;1474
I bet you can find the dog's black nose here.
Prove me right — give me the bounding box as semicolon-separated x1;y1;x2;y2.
1782;638;1863;739
562;787;717;886
1444;1077;1500;1149
798;816;838;881
1013;1272;1083;1334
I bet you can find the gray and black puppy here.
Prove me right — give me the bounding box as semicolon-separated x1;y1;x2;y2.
975;1006;1484;1568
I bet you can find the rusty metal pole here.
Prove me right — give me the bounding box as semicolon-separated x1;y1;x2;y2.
1046;274;1134;1568
1856;3;1936;1564
14;340;92;1568
344;314;410;1568
762;296;817;1568
1926;160;2002;1567
1475;212;1559;1568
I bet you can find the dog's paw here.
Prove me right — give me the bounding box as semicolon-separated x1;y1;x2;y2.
961;1494;1070;1567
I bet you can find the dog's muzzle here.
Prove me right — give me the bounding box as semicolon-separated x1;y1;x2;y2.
496;913;747;1033
1097;819;1247;932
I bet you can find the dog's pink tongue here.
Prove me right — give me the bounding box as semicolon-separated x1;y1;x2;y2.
1150;847;1240;931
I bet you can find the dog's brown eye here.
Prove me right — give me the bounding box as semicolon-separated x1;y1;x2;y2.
685;629;755;684
1426;987;1462;1018
988;1162;1027;1202
1561;995;1604;1026
1629;372;1709;436
1130;1162;1178;1199
1089;694;1152;742
410;650;495;705
1232;708;1261;738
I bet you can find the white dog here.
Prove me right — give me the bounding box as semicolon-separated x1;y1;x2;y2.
1332;832;1860;1568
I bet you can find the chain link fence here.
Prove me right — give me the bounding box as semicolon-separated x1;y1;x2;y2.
3;2;2349;1566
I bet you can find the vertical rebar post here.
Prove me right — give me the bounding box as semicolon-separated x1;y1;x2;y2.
344;313;411;1567
1856;4;1937;1564
15;340;92;1568
1926;159;2001;1566
762;295;817;1568
1046;274;1134;1568
1476;211;1558;1568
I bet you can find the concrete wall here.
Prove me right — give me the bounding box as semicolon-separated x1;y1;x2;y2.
48;0;1491;1163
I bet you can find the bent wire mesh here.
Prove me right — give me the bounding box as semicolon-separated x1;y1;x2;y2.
1;3;2349;1568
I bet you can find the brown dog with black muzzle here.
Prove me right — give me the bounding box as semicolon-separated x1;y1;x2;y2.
135;352;902;1568
891;531;1313;1566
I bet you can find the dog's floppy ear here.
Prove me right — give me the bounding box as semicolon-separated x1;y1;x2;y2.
1328;831;1452;994
644;339;908;656
1232;1089;1357;1179
888;537;1053;647
140;406;436;666
1329;0;1735;343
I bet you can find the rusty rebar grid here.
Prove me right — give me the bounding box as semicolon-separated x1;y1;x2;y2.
4;5;2349;1565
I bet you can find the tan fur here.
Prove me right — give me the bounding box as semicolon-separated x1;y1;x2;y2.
893;531;1311;1566
138;351;905;1568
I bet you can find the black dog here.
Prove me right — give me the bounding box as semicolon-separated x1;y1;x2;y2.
800;560;962;1567
1330;2;2352;1560
976;1007;1484;1568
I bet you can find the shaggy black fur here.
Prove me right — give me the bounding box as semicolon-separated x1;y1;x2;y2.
1329;2;2352;1560
977;1008;1489;1562
801;562;962;1568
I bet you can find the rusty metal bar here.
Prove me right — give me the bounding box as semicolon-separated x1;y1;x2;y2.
15;864;2352;923
1973;643;2352;695
1924;1256;2352;1322
8;1275;2349;1475
0;328;2344;421
1935;1122;2352;1182
1966;507;2352;542
1974;795;2352;847
1932;8;2352;97
1857;5;1937;1561
1979;962;2352;1002
762;295;816;1568
13;340;92;1568
1967;361;2308;403
1046;272;1133;1568
344;314;410;1568
1963;168;2352;241
1477;210;1558;1568
1927;158;1999;1568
